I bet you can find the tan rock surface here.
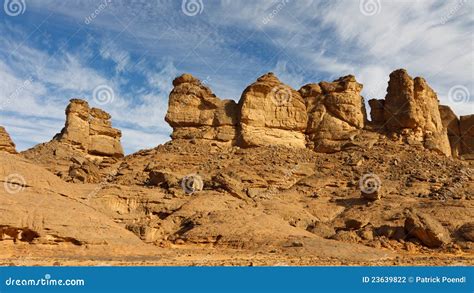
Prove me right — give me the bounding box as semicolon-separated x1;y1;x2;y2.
0;126;16;154
439;105;461;157
300;75;366;152
239;73;307;148
0;153;142;246
165;74;239;144
380;69;451;156
22;99;124;183
56;99;124;157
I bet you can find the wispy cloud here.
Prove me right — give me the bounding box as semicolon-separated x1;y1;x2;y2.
0;0;472;154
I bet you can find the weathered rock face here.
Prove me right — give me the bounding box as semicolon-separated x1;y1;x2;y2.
404;209;451;248
165;70;471;158
165;74;239;144
0;126;17;154
368;99;385;125
239;73;307;148
370;69;451;156
299;75;366;152
55;99;124;157
439;105;461;158
460;114;474;159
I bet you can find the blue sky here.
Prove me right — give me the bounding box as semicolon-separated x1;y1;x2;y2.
0;0;473;154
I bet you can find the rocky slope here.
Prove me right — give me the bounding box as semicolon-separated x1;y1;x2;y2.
0;68;473;266
22;99;124;183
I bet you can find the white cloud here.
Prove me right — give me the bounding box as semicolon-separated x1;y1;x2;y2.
0;0;472;154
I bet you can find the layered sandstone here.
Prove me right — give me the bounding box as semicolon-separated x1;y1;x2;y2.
369;69;451;156
166;70;471;158
165;74;239;144
0;126;17;154
239;73;307;148
55;99;124;157
299;75;366;152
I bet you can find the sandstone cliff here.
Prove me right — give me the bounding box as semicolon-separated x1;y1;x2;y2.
299;75;366;152
239;73;307;148
369;69;451;156
167;69;471;157
0;126;16;154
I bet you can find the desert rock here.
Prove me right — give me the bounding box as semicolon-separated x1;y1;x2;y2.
21;99;124;183
458;222;474;242
460;114;474;159
0;126;16;154
239;73;307;148
377;69;451;156
404;209;451;248
368;99;385;125
165;74;239;144
55;99;124;157
300;75;366;152
439;105;461;157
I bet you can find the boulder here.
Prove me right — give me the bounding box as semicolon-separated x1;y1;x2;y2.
147;170;179;188
404;209;451;248
0;126;17;154
460;114;474;158
165;74;239;144
239;73;307;148
381;69;451;156
55;99;124;157
439;105;461;157
458;222;474;242
300;75;366;152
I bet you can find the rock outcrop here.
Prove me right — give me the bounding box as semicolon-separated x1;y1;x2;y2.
404;209;451;248
0;126;17;154
55;99;124;157
299;75;366;152
239;73;307;148
459;115;474;159
369;69;451;156
166;70;472;159
165;74;239;144
439;105;461;158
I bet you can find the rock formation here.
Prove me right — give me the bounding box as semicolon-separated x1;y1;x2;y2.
55;99;124;157
299;75;366;152
369;69;451;156
239;73;307;148
1;68;473;266
0;126;17;154
166;70;474;158
165;74;239;144
21;99;124;183
460;114;474;159
439;105;461;158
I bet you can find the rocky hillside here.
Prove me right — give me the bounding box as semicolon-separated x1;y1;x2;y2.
0;68;472;266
